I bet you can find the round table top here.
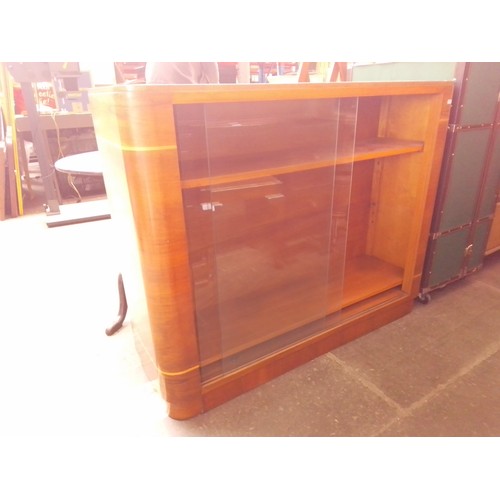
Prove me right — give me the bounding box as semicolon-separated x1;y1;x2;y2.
54;151;104;176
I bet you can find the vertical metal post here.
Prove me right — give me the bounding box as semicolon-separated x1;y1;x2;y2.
19;81;60;215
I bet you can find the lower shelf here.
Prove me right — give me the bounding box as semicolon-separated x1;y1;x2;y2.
200;287;413;416
197;253;404;378
341;255;404;309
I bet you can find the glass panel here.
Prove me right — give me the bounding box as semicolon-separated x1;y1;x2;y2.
178;98;357;380
175;103;209;181
181;187;222;371
211;98;356;375
176;100;344;184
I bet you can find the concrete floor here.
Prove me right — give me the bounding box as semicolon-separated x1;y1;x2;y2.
1;208;500;438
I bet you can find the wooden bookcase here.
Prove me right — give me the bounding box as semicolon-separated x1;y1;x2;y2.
89;82;452;419
486;194;500;254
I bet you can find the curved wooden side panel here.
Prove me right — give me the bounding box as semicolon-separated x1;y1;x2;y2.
90;87;203;420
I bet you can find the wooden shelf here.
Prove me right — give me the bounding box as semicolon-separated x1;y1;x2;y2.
180;138;423;189
197;254;404;369
341;255;404;309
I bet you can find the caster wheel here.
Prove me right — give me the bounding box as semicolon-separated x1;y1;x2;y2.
418;293;431;304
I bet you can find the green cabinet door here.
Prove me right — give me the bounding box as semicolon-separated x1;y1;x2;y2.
426;229;470;289
438;128;491;233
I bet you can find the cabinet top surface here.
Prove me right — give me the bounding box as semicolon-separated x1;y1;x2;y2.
90;81;453;104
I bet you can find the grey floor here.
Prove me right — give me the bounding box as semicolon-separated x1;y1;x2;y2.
1;206;500;438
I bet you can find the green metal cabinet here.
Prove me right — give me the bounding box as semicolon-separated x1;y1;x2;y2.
420;63;500;298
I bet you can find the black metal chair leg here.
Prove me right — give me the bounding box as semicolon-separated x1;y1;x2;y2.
105;273;128;336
